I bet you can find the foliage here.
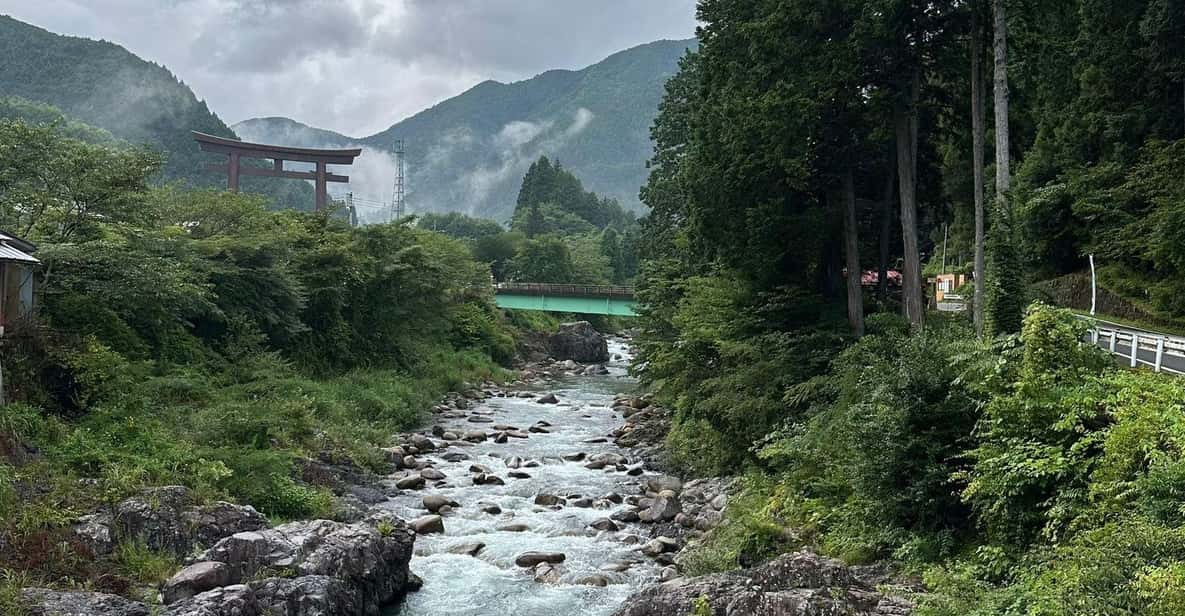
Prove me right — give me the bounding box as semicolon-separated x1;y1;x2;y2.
416;212;504;241
113;541;178;586
757;314;981;563
0;118;521;593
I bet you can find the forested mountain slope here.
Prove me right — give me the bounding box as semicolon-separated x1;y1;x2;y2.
0;15;311;208
235;38;696;221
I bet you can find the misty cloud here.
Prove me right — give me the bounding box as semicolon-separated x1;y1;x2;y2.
1;0;696;136
451;107;595;216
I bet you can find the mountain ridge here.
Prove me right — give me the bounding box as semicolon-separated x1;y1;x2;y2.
235;37;697;221
0;14;313;208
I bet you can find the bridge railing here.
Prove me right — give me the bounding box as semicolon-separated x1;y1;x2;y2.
495;282;635;299
1083;318;1185;374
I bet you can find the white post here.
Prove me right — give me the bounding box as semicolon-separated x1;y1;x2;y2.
1092;329;1099;345
1109;330;1118;353
1155;337;1165;372
1089;254;1097;316
1131;334;1139;368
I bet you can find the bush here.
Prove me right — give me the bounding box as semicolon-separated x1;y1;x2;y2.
758;317;982;563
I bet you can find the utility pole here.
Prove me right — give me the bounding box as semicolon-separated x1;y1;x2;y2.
390;140;406;223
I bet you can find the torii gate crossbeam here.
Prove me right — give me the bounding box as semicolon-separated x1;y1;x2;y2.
193;131;362;211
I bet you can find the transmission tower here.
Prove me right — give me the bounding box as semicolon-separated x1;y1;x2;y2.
390;140;406;223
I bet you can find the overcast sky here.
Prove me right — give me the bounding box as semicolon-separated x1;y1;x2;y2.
1;0;698;136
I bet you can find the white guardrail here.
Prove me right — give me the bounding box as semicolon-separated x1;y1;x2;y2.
1084;318;1185;375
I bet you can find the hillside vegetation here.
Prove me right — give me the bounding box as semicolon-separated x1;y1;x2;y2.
0;16;312;209
0;116;519;599
635;0;1185;613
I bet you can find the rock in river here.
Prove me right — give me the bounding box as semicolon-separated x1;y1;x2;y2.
515;551;567;567
411;515;445;535
549;321;610;363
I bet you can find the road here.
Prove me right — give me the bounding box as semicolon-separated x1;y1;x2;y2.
1083;317;1185;375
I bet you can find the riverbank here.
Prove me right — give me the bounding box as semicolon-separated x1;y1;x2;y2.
8;325;921;616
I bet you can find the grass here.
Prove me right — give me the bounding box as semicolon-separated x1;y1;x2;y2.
0;341;513;597
112;542;177;587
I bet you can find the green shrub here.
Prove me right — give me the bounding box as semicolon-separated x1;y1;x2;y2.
758;318;982;563
113;541;177;586
679;474;801;575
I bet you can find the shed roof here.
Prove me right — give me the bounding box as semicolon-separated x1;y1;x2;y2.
0;231;39;264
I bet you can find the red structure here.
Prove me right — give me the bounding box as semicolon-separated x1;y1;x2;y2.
193;131;362;211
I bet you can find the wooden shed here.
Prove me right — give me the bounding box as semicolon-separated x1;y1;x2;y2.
0;231;38;335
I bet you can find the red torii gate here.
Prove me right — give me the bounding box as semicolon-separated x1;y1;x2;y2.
193;131;362;211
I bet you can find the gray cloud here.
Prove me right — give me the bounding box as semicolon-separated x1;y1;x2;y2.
0;0;696;136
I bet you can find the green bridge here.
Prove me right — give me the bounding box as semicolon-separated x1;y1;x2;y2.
494;283;638;317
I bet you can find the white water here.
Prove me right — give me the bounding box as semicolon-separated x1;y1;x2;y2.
386;340;660;616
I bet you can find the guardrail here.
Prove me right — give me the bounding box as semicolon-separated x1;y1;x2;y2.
1086;319;1185;375
495;283;635;299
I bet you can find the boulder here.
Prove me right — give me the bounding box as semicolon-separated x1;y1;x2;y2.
472;473;505;486
515;552;566;567
407;435;436;451
420;468;446;481
165;584;258;616
396;474;426;490
533;494;565;507
611;551;914;616
549;322;610;363
251;575;355;616
112;486;194;555
194;513;417;614
497;523;530;532
533;562;564;584
589;518;619;532
641;494;681;523
576;574;611;587
447;542;486;557
21;589;150;616
644;476;683;496
411;515;445;535
71;513;115;557
536;393;559;404
422;495;455;514
162;561;232;604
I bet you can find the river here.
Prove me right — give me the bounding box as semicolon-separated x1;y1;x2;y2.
382;338;661;616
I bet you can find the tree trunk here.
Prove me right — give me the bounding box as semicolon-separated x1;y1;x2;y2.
877;151;896;305
972;2;987;337
842;168;864;337
993;0;1010;207
896;69;924;331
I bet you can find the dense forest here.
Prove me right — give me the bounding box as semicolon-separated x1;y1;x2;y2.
635;0;1185;613
418;156;641;286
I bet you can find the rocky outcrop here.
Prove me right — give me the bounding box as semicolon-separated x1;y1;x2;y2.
21;589;151;616
71;487;267;558
611;395;672;468
160;511;417;615
611;551;913;616
549;322;609;363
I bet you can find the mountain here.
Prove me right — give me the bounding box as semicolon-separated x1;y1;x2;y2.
0;15;312;208
234;38;697;222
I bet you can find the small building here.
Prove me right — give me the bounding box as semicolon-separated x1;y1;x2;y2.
0;231;39;335
930;273;968;311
